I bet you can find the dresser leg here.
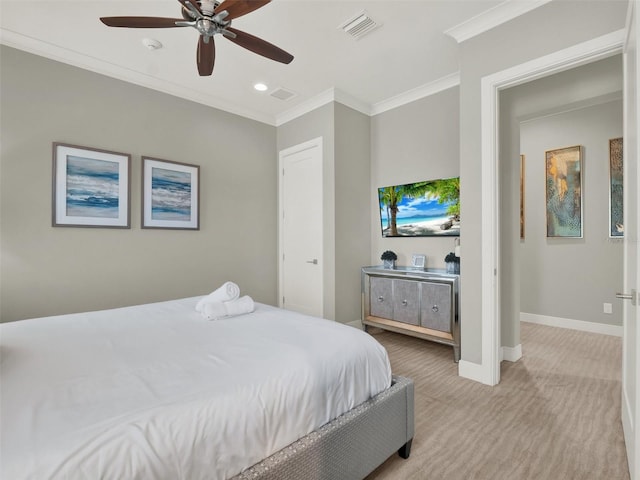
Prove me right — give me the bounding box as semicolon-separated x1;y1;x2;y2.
398;439;413;459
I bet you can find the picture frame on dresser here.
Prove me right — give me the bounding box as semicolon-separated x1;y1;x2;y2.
52;142;131;228
142;157;200;230
411;254;426;269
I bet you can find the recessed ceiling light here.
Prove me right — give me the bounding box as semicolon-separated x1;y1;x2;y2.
253;83;268;92
142;38;163;50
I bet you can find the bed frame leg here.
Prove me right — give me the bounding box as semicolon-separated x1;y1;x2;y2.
398;439;413;459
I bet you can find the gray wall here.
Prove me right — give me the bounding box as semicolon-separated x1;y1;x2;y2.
459;0;627;363
499;55;624;348
276;102;370;324
277;104;337;319
0;46;278;322
370;87;460;270
519;99;623;325
335;103;371;323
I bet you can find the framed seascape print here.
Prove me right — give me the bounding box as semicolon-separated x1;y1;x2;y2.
142;157;200;230
520;154;525;239
609;137;623;238
545;145;583;238
52;143;131;228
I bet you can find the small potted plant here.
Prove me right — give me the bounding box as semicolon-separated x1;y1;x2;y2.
444;252;460;274
381;250;398;269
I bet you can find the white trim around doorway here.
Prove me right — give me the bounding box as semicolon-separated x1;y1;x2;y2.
466;29;626;386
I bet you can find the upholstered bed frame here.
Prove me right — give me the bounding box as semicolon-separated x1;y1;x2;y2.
235;375;415;480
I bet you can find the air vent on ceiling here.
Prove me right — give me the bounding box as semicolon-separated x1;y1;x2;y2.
339;11;380;40
270;87;297;101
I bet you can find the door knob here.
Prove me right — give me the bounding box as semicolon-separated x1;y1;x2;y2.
616;289;637;306
306;259;318;264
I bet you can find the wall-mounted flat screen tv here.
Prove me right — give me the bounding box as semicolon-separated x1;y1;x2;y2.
378;176;460;237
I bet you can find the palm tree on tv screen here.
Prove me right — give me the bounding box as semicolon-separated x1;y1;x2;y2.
379;182;430;236
425;177;460;220
379;178;460;236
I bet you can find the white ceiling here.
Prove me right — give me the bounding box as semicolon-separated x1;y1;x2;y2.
0;0;548;125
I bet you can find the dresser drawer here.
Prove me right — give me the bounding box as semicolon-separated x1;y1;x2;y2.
392;279;420;326
420;282;452;332
370;277;393;319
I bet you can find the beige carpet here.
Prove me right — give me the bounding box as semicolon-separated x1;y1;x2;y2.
366;322;629;480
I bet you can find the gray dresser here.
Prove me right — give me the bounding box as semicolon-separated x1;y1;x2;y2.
362;266;460;361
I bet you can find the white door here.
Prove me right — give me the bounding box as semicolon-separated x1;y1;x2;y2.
621;2;640;478
279;138;323;317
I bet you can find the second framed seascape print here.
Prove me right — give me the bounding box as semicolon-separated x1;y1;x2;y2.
142;157;200;230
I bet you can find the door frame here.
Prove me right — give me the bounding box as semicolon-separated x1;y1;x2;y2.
621;1;639;476
278;136;324;312
471;29;626;386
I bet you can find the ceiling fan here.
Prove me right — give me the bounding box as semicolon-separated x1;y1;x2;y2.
100;0;294;76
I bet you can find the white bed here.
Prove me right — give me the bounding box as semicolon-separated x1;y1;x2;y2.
0;297;409;480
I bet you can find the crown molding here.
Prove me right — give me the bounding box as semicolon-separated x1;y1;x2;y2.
445;0;553;44
274;88;335;126
3;27;464;128
0;28;275;126
370;72;460;116
276;72;461;125
333;89;372;117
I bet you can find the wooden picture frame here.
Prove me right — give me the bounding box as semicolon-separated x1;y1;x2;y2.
545;145;583;238
52;142;131;228
142;157;200;230
609;137;623;238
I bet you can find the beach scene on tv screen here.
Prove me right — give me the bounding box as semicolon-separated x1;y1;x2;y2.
378;177;460;237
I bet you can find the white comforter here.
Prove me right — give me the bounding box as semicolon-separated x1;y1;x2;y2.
0;298;391;480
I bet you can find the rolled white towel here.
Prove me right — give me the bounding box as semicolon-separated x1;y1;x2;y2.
196;281;240;312
202;302;227;320
203;296;255;321
224;295;255;317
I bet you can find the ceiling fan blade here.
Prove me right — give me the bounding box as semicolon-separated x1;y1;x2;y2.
214;0;271;20
224;27;293;64
100;17;185;28
197;36;216;76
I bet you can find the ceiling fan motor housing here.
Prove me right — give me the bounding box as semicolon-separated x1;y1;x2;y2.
182;0;220;20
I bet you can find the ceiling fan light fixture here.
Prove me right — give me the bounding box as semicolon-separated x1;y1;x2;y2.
142;38;163;50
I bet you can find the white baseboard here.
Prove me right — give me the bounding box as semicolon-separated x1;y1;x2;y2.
346;319;363;329
458;360;494;385
501;344;522;362
520;312;622;337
